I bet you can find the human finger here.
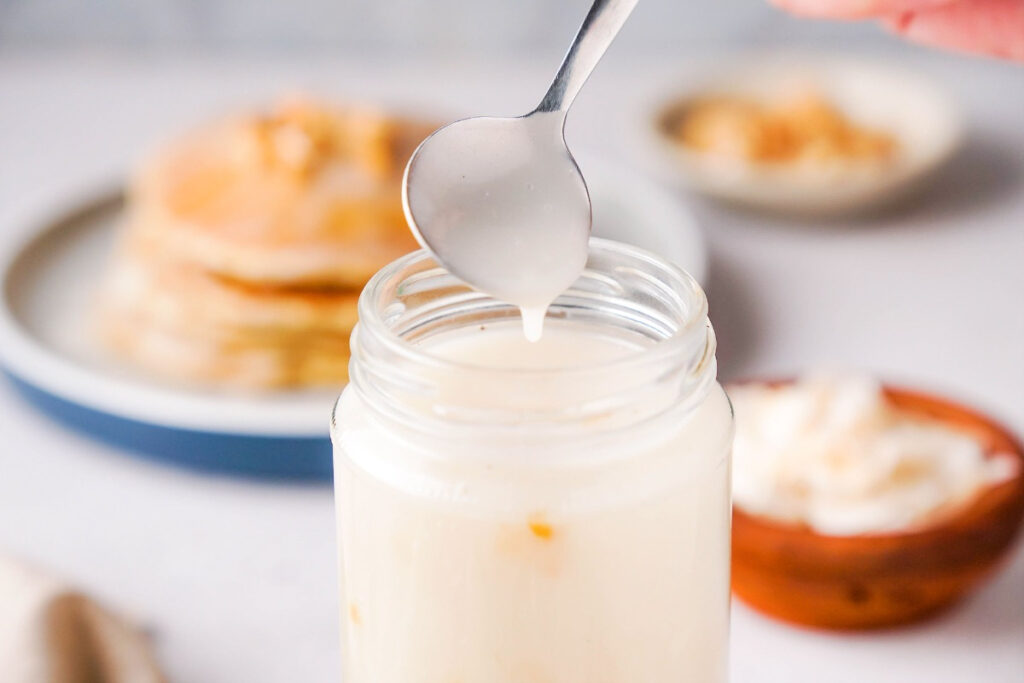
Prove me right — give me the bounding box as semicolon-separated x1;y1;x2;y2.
770;0;957;20
885;0;1024;60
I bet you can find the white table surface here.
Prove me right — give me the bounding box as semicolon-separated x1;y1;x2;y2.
0;52;1022;683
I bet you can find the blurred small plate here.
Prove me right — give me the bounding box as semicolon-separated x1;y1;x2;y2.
0;159;704;480
647;54;963;216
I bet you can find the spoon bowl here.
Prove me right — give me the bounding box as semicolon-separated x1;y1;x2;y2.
403;112;591;309
401;0;639;339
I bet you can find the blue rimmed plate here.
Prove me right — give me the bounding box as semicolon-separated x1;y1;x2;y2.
0;159;705;480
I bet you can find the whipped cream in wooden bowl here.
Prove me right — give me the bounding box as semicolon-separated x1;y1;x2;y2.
729;374;1018;536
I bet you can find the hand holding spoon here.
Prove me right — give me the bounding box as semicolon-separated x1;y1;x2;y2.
402;0;640;341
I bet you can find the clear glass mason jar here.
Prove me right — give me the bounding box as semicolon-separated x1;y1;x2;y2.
331;239;733;683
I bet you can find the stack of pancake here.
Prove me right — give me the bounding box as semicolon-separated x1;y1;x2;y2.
99;99;435;388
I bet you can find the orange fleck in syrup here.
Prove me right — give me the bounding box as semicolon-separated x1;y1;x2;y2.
349;603;362;625
528;515;554;540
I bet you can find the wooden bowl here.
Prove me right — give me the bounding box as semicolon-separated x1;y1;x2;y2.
730;384;1024;630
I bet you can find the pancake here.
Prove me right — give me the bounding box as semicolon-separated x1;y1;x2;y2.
97;98;433;389
129;99;435;287
101;244;361;337
101;311;350;389
97;251;355;389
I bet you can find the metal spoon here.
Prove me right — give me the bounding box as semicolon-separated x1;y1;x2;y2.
402;0;640;337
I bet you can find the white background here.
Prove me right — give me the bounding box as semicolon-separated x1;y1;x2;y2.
0;49;1022;682
0;0;887;56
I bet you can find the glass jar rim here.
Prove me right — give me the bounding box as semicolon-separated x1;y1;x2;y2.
341;238;718;443
354;237;710;379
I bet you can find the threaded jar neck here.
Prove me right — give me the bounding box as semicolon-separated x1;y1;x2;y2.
344;238;716;443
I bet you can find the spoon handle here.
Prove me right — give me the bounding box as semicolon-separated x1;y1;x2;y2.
535;0;640;115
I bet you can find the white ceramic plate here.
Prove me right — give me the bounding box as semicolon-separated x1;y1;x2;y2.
646;54;963;216
0;159;705;443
